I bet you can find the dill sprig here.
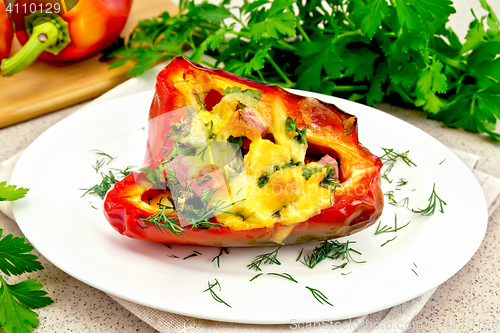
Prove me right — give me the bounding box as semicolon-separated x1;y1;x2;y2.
183;251;201;260
267;272;298;283
212;247;230;268
80;166;135;199
92;159;106;174
247;247;281;271
412;263;419;276
396;178;408;187
375;214;411;235
90;149;115;173
81;171;118;199
111;166;135;178
91;149;114;161
299;240;364;269
385;190;398;205
197;146;209;161
382;174;393;183
140;200;185;237
381;236;397;247
296;248;304;261
379;148;416;182
332;262;348;271
141;169;244;236
398;196;411;209
141;210;183;236
384;190;411;208
250;273;263;282
204;279;231;308
412;183;446;216
305;286;333;306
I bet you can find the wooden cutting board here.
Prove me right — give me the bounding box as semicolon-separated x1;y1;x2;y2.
0;0;177;128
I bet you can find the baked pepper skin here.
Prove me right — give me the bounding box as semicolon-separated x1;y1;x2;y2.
0;1;13;60
104;57;384;247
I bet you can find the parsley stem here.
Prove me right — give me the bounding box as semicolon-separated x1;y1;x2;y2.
470;93;476;115
265;54;294;88
332;30;363;44
229;13;245;27
342;13;356;29
328;84;368;92
434;51;467;72
277;40;297;51
296;20;311;42
391;84;414;104
257;70;267;83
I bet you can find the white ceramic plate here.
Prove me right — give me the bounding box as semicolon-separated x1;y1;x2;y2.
11;90;488;324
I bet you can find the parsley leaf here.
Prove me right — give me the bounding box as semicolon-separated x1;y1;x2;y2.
0;182;29;202
0;229;53;333
249;0;296;40
0;230;43;277
285;117;307;144
430;83;500;141
0;277;54;333
342;48;380;82
351;0;389;39
227;136;244;147
296;37;343;92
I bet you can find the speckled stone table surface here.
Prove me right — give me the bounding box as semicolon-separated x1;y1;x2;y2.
1;1;500;332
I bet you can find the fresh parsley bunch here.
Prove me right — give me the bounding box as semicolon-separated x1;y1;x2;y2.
0;182;54;333
108;0;500;141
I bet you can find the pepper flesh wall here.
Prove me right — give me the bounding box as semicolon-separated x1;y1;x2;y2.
104;57;384;247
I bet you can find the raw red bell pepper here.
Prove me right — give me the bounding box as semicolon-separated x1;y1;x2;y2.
104;57;384;247
1;0;132;76
0;1;13;60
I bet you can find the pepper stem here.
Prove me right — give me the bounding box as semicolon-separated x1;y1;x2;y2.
1;12;70;76
1;21;60;76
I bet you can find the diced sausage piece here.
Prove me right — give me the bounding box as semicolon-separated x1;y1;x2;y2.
318;155;339;180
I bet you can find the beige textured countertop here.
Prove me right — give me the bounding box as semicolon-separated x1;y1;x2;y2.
1;1;500;332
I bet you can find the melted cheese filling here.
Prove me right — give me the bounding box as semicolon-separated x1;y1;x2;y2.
170;80;337;238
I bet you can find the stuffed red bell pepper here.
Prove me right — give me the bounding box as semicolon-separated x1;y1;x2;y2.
1;0;132;76
0;1;13;60
104;57;384;247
